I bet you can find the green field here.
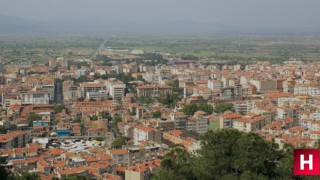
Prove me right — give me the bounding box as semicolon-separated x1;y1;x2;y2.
1;34;320;64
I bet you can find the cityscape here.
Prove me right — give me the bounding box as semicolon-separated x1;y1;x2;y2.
1;0;320;180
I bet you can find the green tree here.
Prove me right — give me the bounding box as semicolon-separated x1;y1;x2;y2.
181;103;213;116
0;126;6;134
80;122;86;135
28;113;42;127
15;172;41;180
181;103;199;116
54;104;65;114
152;129;297;180
89;115;98;121
111;136;128;149
113;114;123;132
157;93;182;108
193;129;283;180
152;111;161;118
61;175;89;180
0;157;6;164
214;103;233;114
152;145;196;180
77;97;85;102
137;96;155;104
0;166;11;180
198;103;213;115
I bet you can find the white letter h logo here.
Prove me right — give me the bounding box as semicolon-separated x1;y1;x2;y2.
301;154;313;170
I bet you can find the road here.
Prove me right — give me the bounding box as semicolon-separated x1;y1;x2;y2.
54;79;63;104
91;39;107;59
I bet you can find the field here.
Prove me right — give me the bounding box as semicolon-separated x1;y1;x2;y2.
1;34;320;64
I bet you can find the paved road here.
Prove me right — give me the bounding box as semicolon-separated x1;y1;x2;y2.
91;39;107;59
54;79;63;104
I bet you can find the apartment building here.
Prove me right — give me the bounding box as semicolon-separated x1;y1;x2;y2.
133;126;161;144
170;111;187;132
106;79;126;100
63;80;81;100
127;143;161;166
80;82;106;98
207;79;223;92
136;84;172;98
233;117;266;132
19;91;50;105
86;90;109;101
219;112;243;129
0;131;29;149
186;111;209;135
106;148;129;165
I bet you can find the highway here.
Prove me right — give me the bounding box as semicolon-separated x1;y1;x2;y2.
91;39;107;59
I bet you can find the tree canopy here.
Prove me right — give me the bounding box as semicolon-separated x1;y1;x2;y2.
152;111;162;118
214;103;234;114
181;103;213;116
111;136;128;149
28;113;42;127
157;93;181;108
152;129;304;180
54;104;65;114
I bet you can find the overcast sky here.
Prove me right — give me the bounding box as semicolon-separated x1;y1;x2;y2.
1;0;320;29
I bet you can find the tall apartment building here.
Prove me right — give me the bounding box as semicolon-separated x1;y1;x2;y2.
186;111;209;135
127;143;162;166
170;111;187;132
80;82;106;98
136;84;172;98
63;80;80;100
207;79;223;92
133;126;161;144
35;84;55;102
219;112;243;129
0;131;29;149
86;90;109;100
106;79;126;100
19;91;50;105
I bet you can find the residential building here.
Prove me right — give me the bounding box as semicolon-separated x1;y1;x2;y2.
136;84;172;98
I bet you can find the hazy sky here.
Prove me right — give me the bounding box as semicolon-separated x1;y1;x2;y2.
1;0;320;29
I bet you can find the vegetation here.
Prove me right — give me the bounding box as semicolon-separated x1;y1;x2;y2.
68;61;90;69
152;111;162;118
138;52;168;65
0;166;12;180
89;115;98;121
0;126;6;134
114;73;135;84
113;114;123;130
137;96;155;105
72;76;93;83
214;103;234;114
181;103;213;116
28;113;42;127
111;136;128;149
152;129;300;180
54;104;65;114
168;80;183;95
14;172;41;180
61;175;90;180
157;93;182;108
77;97;85;102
